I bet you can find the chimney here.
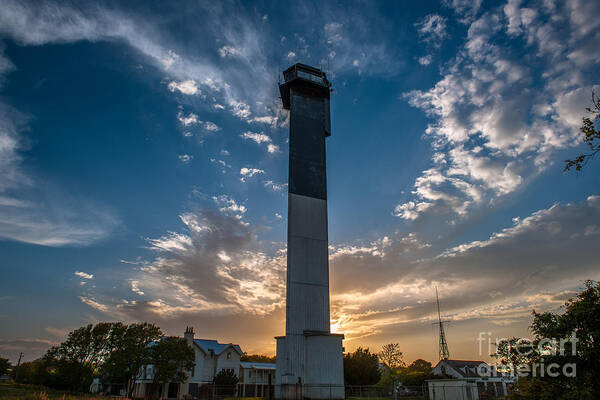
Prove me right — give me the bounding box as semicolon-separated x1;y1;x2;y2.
184;326;195;344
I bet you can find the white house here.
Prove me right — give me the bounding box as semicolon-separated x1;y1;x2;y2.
239;362;276;398
429;359;514;399
131;327;246;399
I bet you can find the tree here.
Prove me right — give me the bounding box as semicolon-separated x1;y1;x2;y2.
343;347;381;385
397;369;433;387
213;368;239;386
213;368;239;396
241;354;276;363
529;280;599;398
501;281;600;399
407;359;432;374
41;322;126;392
565;91;600;171
376;367;400;392
14;360;43;384
493;337;537;369
0;357;10;376
42;358;95;391
13;357;94;391
151;337;195;388
378;343;405;370
46;322;123;370
100;322;162;398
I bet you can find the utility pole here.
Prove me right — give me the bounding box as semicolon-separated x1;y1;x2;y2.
433;287;450;360
14;352;23;379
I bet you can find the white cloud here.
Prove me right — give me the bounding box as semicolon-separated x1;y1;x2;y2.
418;55;432;66
324;22;344;44
160;49;179;69
263;180;287;192
393;201;433;220
328;197;600;349
229;100;252;120
552;86;599;129
286;51;296;59
241;131;270;144
0;196;32;207
240;131;279;154
79;296;109;312
0;0;284;127
74;271;93;279
178;154;193;164
210;158;230;168
250;115;278;125
167;79;199;95
239;167;265;182
218;46;241;58
130;280;144;295
399;0;599;220
320;15;401;76
415;14;448;47
177;111;198;126
441;195;600;258
79;210;286;320
0;193;118;246
176;111;219;132
444;0;482;23
0;104;28;193
202;121;220;132
212;194;247;215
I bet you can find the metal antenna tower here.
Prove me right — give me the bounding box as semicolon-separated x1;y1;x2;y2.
434;286;450;360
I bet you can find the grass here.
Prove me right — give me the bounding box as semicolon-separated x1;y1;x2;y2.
0;382;110;399
0;383;425;400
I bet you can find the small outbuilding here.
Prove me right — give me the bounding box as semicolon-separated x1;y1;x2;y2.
429;359;514;399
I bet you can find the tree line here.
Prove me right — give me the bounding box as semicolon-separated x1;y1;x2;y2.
7;322;194;397
343;344;434;389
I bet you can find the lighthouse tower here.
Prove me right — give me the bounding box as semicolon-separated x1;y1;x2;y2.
275;63;344;400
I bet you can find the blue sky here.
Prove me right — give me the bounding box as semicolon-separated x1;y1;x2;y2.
0;0;599;364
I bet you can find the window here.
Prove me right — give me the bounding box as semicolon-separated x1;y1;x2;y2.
227;352;231;360
189;383;198;397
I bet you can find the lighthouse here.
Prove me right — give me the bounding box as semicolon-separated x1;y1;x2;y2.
275;63;344;400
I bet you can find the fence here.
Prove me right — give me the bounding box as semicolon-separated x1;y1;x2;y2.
175;384;428;400
134;382;507;400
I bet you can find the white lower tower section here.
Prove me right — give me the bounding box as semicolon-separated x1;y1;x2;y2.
275;193;344;399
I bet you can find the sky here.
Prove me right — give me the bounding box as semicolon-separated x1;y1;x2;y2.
0;0;599;365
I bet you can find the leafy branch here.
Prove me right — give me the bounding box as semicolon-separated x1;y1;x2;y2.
565;91;600;171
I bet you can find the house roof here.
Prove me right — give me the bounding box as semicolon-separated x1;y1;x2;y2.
193;339;243;355
240;362;276;370
435;359;487;378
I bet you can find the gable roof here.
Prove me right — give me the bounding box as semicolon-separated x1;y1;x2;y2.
194;339;243;356
435;359;487;378
240;362;276;370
